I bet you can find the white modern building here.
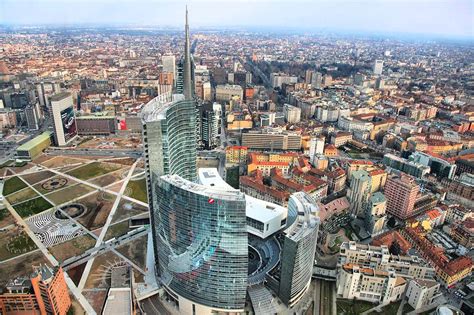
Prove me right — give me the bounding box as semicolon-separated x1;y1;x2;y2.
198;168;288;239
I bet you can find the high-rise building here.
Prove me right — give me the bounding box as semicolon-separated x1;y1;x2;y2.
309;137;325;165
373;59;384;75
200;102;222;149
384;175;420;219
267;192;319;307
162;53;176;83
348;170;371;217
155;174;248;314
142;91;197;186
311;72;322;89
25;104;40;130
283;103;301;123
365;192;387;236
0;266;71;315
50;92;77;146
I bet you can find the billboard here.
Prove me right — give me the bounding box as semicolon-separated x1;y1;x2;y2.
60;106;77;143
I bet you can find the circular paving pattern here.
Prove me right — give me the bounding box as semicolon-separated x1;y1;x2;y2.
41;177;68;191
55;203;87;220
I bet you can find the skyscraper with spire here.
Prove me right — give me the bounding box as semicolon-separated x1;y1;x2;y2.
141;9;249;315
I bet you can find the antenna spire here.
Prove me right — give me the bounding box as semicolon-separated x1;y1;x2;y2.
183;6;192;100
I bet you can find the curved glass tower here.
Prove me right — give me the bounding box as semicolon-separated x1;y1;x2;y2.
155;174;248;313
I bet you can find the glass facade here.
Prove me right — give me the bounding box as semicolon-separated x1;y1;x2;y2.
155;175;248;311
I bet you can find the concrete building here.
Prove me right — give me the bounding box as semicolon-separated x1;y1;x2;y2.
242;130;302;151
283;103;301;123
365;192;387;236
373;59;384;75
0;266;71;315
338;242;436;280
215;84;243;102
50;92;77;146
162;54;176;83
348;170;371;217
76;115;116;136
384;176;420;219
309;137;325;165
270;73;298;88
405;279;441;310
383;153;431;178
337;264;406;304
102;266;134;315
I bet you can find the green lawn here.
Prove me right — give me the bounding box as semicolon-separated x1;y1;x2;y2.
67;162;121;181
13;197;53;218
2;177;28;196
0;230;37;261
368;301;401;315
104;221;130;241
126;178;148;203
337;299;375;315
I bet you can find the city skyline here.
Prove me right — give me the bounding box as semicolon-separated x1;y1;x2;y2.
0;0;472;39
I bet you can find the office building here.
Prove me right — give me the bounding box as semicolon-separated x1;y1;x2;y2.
155;174;247;314
373;59;384;75
283;103;301;123
384;176;420;219
0;266;71;315
50;92;77;146
200;102;221;149
162;53;176;82
348;170;371;217
76;115;116;136
410;151;457;180
242;130;302;151
25;104;40;130
383;153;430;178
365;192;387;236
267;192;320;307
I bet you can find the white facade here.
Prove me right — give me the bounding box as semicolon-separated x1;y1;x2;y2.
338;116;374;132
162;54;176;81
283;104;301;123
198;168;288;239
406;279;441;310
309;137;325;165
270;73;298;88
373;60;384;75
337;265;406;303
215;84;243;102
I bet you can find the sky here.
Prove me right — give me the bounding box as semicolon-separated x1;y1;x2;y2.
0;0;472;38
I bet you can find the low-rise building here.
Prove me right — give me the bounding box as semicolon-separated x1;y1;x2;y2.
16;131;53;160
